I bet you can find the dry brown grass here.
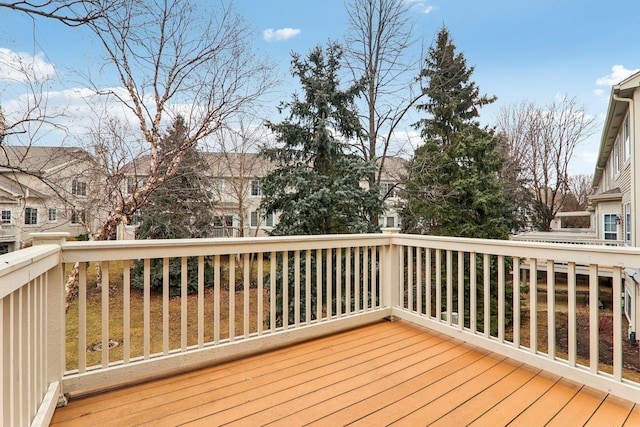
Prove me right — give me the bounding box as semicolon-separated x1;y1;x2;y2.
64;261;269;371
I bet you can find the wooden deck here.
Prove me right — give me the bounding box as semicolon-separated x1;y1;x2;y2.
51;320;640;426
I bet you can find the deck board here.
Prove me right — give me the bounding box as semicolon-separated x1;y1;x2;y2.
51;320;637;426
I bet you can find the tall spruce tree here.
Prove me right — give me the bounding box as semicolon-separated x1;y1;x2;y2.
403;27;511;240
260;43;383;236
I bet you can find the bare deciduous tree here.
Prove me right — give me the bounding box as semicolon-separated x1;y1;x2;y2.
0;0;117;26
81;0;273;241
496;97;598;231
209;121;271;238
344;0;423;196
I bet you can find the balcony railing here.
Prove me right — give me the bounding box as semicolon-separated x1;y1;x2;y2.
2;230;640;426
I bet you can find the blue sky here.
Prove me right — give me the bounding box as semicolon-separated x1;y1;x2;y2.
1;0;640;175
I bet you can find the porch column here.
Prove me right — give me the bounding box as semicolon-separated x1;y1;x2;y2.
381;228;401;316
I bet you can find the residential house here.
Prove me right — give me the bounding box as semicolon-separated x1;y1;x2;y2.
0;146;100;253
589;69;640;335
122;152;407;239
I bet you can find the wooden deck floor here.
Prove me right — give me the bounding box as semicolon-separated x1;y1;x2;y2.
51;320;640;426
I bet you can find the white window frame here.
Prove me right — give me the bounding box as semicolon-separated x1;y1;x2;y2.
613;137;620;176
250;211;259;227
603;213;618;241
625;288;632;321
250;180;262;197
48;207;58;222
71;209;86;224
72;179;87;197
1;210;11;224
24;207;38;225
624;202;631;245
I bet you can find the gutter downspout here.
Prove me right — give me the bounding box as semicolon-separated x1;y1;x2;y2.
612;91;635;245
613;90;637;341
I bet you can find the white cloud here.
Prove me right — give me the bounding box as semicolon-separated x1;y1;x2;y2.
0;48;55;83
593;88;604;97
263;28;301;42
595;65;640;87
422;5;434;14
403;1;435;14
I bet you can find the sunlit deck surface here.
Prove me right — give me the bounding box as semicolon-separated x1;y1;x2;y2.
51;320;640;426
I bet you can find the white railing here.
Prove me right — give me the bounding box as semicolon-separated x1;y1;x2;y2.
2;231;640;426
511;231;624;246
390;234;640;403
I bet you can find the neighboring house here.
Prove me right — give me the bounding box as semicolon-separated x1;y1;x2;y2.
0;146;101;253
589;69;640;333
121;152;407;239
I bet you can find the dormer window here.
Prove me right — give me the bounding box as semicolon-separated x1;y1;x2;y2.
72;180;87;197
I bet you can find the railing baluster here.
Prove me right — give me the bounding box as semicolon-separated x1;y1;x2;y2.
345;248;351;315
446;250;452;325
588;264;599;374
229;255;235;340
294;250;301;327
436;249;442;321
257;252;264;335
530;258;538;354
143;258;151;359
336;248;342;317
283;251;289;329
326;248;332;318
122;261;131;364
355;247;360;313
270;251;276;332
162;258;169;355
214;254;221;344
498;255;505;342
613;266;623;381
408;246;414;313
547;260;555;359
244;253;251;337
78;262;87;372
199;256;205;347
363;247;369;311
101;261;110;368
458;251;464;329
470;252;476;332
416;248;422;316
181;257;188;351
568;262;576;366
483;253;490;337
372;246;377;310
306;250;312;323
426;249;432;319
512;257;521;348
316;249;322;321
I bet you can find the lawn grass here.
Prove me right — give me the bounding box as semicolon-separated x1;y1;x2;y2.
64;260;269;371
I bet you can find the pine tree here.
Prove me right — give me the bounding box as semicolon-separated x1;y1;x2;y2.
133;115;215;295
260;43;384;236
403;27;511;240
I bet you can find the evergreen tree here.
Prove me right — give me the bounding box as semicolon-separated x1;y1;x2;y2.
133;115;215;295
260;42;384;236
403;27;511;240
135;115;215;240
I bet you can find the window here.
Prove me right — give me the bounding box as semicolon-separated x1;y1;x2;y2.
48;207;57;222
72;179;87;196
625;289;632;321
265;212;274;227
71;210;86;224
25;207;38;225
250;211;258;227
126;177;135;195
250;180;262;196
0;244;9;255
624;203;632;244
624;114;631;162
214;215;233;227
1;210;11;224
386;216;395;227
603;214;618;240
381;182;398;198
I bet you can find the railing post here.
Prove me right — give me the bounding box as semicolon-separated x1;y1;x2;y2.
31;232;69;408
381;228;400;318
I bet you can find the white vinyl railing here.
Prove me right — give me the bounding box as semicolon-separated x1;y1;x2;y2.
2;230;640;426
